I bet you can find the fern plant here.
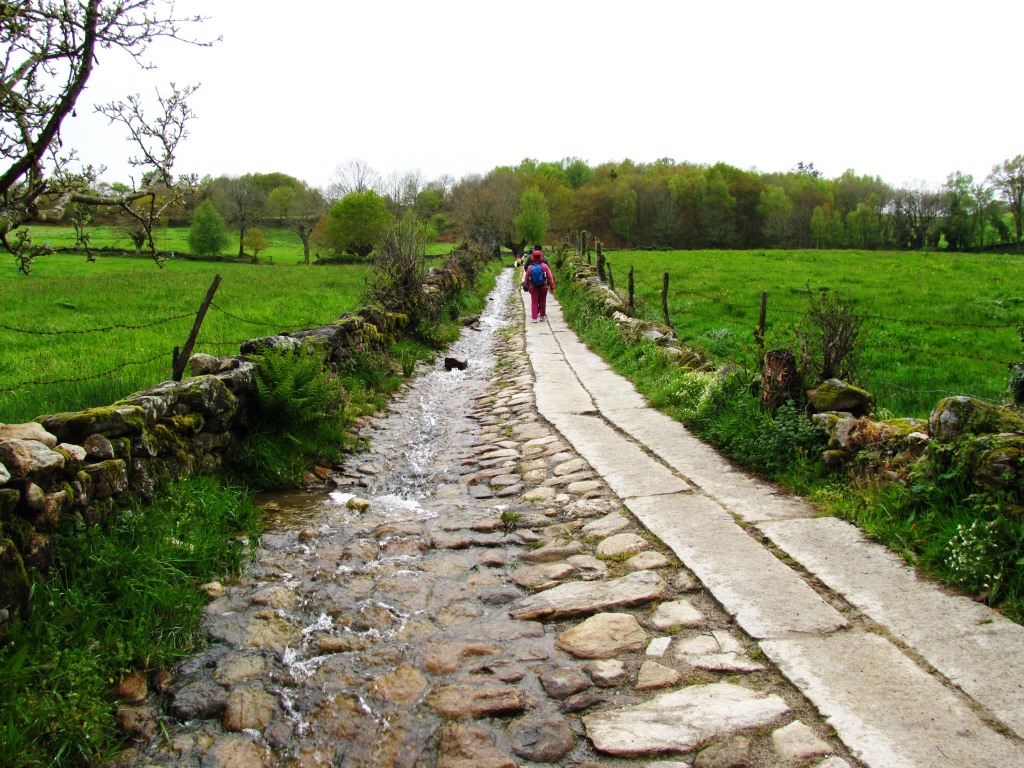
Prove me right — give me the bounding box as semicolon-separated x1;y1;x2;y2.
233;342;349;488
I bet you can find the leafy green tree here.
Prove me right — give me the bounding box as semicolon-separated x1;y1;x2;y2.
267;186;297;223
187;200;230;256
693;171;737;247
514;186;550;246
563;157;594;189
322;191;393;258
988;155;1024;242
611;184;638;245
757;185;795;247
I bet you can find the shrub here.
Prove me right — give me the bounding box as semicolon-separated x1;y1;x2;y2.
796;285;864;384
187;199;229;256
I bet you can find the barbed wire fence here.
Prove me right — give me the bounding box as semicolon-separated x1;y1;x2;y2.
0;284;336;397
617;268;1021;412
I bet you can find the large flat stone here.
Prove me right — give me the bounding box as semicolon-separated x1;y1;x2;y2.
625;494;846;638
757;516;1024;738
598;398;814;522
582;682;790;757
547;413;691;498
761;631;1024;767
509;570;665;621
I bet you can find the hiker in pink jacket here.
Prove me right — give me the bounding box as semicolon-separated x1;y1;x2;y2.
523;249;555;322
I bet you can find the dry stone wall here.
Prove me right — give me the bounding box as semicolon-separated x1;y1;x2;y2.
559;250;1024;498
0;255;472;623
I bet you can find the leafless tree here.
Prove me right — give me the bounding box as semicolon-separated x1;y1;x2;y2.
326;159;380;201
211;175;268;258
0;0;213;273
381;169;423;213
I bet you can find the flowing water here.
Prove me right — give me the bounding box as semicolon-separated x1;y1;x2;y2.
119;268;613;766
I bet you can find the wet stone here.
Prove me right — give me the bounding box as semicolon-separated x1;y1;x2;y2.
213;654;268;684
507;715;575;763
372;521;424;537
480;586;524;605
557;613;648;659
171;680;229;720
207;733;269;768
472;658;527;683
510;562;576;588
368;663;429;705
538;665;594;698
560;687;607;713
510;570;666;620
519;540;584;563
222;686;276;731
477;550;507;567
437;723;518;768
380;536;429;557
428;684;537;718
423;642;504;675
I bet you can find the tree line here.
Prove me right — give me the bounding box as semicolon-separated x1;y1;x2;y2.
179;153;1024;262
3;2;1023;272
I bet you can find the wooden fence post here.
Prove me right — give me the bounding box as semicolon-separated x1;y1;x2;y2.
628;266;635;315
607;261;615;292
755;290;768;348
661;272;672;328
172;274;222;381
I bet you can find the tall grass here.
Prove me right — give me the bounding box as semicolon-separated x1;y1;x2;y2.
0;253;370;422
611;248;1023;418
0;477;261;767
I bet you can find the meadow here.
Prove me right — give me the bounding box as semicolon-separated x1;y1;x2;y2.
603;248;1024;418
0;248;371;422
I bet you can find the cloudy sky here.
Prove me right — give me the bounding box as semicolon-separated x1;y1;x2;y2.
62;0;1022;192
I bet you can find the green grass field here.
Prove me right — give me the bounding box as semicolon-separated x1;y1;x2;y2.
603;249;1024;418
0;251;370;422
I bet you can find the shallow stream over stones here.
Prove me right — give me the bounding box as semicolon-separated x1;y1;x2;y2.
114;270;854;768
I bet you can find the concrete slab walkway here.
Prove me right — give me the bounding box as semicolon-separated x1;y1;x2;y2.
520;287;1024;767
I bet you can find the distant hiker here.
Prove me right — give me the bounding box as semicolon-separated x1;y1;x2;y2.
523;248;555;322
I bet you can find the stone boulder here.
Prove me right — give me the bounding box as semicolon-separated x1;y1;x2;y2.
929;396;1024;442
807;378;874;417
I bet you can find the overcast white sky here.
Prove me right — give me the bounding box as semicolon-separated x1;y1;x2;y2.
61;0;1023;192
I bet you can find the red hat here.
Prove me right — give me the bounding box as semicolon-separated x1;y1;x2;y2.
531;250;543;261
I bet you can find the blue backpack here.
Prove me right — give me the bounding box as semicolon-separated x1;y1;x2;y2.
528;263;546;286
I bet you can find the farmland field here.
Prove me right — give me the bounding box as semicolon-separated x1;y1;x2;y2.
602;248;1024;418
0;251;371;422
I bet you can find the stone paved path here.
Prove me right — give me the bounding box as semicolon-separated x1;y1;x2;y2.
522;285;1024;767
111;273;1024;767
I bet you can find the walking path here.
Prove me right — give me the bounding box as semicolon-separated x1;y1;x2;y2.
114;273;1024;767
523;287;1024;767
